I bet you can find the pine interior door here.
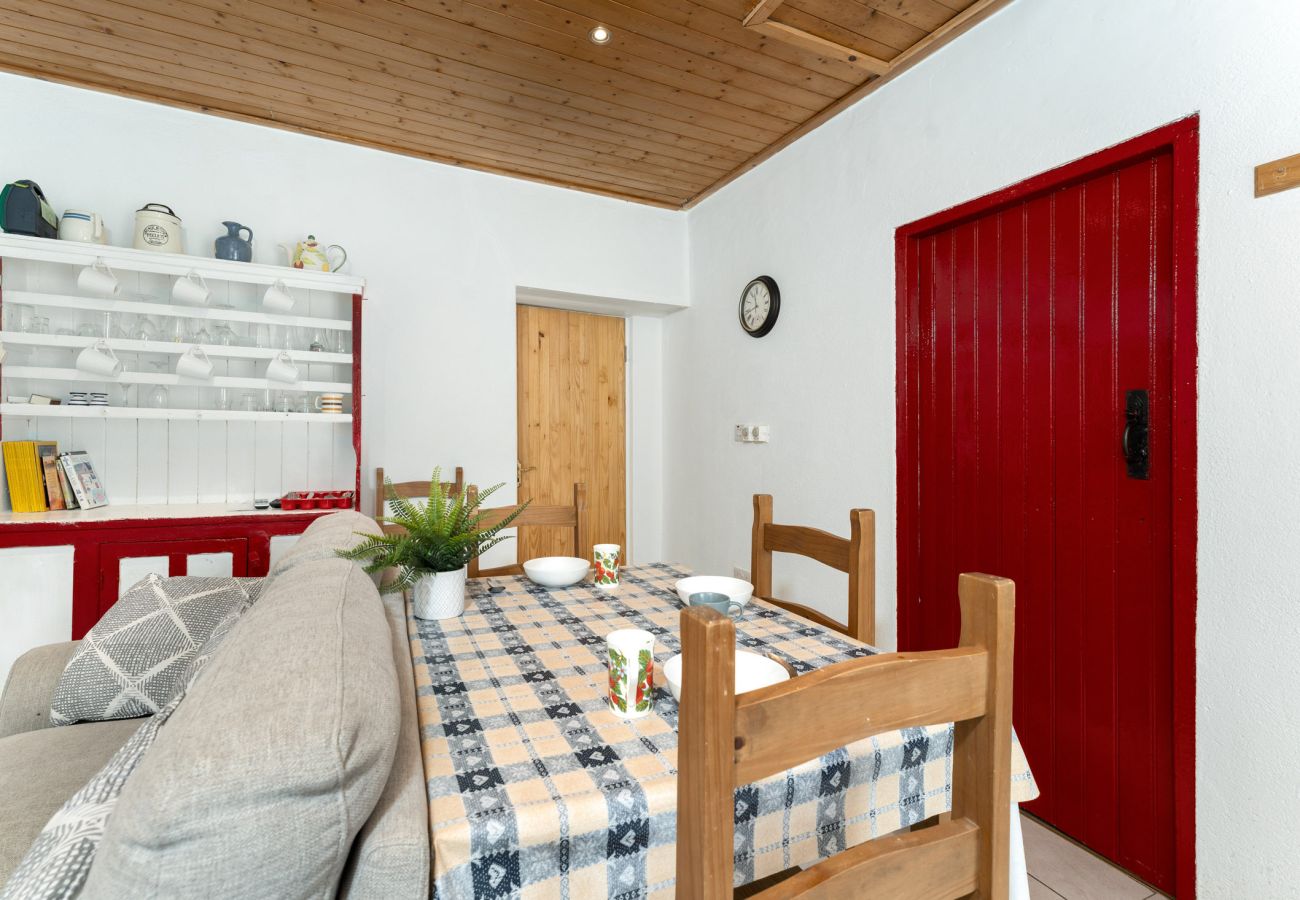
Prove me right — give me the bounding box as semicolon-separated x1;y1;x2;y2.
898;136;1192;893
516;305;626;561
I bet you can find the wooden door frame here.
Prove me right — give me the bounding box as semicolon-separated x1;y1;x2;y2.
894;116;1198;897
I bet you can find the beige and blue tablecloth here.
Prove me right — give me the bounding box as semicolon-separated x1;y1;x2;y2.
408;563;1037;899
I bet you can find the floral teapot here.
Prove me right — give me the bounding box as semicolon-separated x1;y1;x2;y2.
278;234;347;272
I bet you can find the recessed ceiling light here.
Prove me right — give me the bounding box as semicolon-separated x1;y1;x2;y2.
589;24;612;45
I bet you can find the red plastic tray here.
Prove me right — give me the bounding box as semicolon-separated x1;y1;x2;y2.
281;490;355;511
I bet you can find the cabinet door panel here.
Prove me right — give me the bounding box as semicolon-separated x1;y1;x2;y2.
186;552;234;578
98;538;248;621
117;555;170;599
0;545;74;688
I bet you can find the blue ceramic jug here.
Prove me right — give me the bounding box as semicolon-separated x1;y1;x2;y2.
214;221;253;262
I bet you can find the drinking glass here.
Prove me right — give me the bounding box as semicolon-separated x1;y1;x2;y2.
213;387;233;411
238;392;260;412
26;315;49;335
131;316;159;342
146;384;169;409
115;361;136;408
190;322;212;345
212;322;239;346
5;303;31;332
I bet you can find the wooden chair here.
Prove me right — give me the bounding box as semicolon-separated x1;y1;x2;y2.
466;481;589;578
374;466;464;535
751;494;876;645
677;573;1014;900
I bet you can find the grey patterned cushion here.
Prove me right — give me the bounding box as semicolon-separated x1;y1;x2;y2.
49;576;261;727
0;596;247;900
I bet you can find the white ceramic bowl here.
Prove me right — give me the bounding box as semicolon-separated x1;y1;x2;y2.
662;650;790;702
522;556;590;588
674;575;754;608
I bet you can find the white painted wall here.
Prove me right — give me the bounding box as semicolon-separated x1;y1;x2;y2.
668;0;1300;894
0;72;686;526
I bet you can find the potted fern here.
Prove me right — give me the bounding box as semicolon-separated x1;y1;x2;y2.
339;469;528;619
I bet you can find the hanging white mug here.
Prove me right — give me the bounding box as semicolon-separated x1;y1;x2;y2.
262;279;295;312
77;258;119;297
265;349;300;384
75;339;123;377
171;270;211;306
176;345;214;380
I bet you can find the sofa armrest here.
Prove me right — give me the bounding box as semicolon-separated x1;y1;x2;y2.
0;641;78;739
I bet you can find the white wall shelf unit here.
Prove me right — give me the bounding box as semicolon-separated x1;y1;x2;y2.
0;331;351;364
4;367;352;393
3;291;354;332
0;235;363;511
0;404;351;423
0;233;364;294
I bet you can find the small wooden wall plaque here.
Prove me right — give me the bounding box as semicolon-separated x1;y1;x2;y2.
1255;152;1300;197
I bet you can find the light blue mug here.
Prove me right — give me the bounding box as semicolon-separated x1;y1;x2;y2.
689;591;744;618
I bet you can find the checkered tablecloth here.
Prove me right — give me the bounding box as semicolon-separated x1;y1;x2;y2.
408;564;1037;899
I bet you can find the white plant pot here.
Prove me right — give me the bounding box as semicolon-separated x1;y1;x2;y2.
412;567;467;619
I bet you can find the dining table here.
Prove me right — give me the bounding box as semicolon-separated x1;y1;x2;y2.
406;563;1038;899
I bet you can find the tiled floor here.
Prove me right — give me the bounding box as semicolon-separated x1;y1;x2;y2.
1021;814;1165;900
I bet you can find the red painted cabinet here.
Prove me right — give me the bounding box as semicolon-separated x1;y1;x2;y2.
0;511;332;639
97;537;251;616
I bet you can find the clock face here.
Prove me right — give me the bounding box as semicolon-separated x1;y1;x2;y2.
739;276;780;338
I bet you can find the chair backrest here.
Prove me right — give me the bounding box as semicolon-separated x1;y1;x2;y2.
750;493;876;644
374;466;464;535
466;481;589;578
676;573;1014;900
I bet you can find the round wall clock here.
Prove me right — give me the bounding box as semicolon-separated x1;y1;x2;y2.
739;275;780;338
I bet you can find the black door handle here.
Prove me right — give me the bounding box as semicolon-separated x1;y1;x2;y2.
1124;389;1150;480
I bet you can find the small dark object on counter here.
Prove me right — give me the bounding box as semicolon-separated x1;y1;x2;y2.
0;180;58;238
270;498;282;508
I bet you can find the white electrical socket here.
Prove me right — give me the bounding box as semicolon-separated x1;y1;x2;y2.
752;425;770;443
734;424;749;442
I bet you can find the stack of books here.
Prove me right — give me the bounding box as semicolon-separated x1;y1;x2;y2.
2;442;107;512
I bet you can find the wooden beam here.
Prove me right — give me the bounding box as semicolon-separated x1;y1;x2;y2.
742;0;786;28
1255;151;1300;197
745;20;890;76
689;0;1015;209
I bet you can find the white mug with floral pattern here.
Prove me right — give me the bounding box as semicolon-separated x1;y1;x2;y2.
593;543;620;589
606;628;654;719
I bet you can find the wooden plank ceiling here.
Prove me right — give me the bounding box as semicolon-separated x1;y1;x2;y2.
0;0;1010;208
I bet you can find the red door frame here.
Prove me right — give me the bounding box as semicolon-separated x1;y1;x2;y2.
894;116;1198;896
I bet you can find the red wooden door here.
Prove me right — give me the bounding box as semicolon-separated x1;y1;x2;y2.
897;123;1198;895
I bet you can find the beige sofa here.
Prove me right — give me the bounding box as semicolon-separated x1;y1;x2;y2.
0;512;429;899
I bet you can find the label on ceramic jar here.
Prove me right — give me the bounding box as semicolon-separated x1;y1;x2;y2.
142;223;169;246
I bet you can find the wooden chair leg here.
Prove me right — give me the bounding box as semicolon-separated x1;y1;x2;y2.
751;494;773;600
676;606;737;900
847;508;876;645
951;573;1014;899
